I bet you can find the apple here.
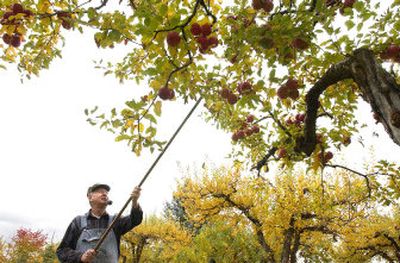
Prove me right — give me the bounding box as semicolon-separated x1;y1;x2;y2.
201;23;212;36
12;3;24;14
190;23;202;36
244;128;253;136
167;31;181;47
246;114;255;123
291;38;309;50
286;78;299;89
277;86;289;99
343;0;356;8
263;0;274;12
220;88;231;99
277;148;287;159
251;125;260;133
208;36;219;48
287;87;299;100
2;34;11;45
232;132;239;141
227;93;238;105
252;0;263;10
295;113;305;122
386;44;400;58
158;87;174;100
325;151;333;160
237;81;252;94
10;34;21;47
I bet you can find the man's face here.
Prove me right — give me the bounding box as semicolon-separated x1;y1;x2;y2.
88;188;109;207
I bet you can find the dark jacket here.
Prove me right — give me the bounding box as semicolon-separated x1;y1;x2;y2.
56;206;143;262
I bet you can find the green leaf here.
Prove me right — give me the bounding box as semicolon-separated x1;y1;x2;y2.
154;101;162;116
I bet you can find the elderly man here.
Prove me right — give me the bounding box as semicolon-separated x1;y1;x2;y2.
57;184;143;263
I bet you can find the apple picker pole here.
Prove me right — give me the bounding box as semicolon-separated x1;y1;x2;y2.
94;98;202;252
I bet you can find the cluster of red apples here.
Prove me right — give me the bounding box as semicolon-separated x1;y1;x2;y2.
276;78;300;100
220;81;253;105
165;22;218;54
252;0;274;13
1;3;33;48
231;114;260;142
190;22;218;53
380;43;400;62
326;0;356;14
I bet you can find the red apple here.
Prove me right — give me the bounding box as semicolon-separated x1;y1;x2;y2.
287;88;300;100
220;88;231;99
201;23;212;36
190;23;202;36
2;34;11;44
246;114;255;123
386;44;400;58
286;78;299;89
158;87;174;100
277;86;289;99
244;128;253;136
325;151;333;160
196;36;209;50
343;0;356;8
251;125;260;133
295;113;305;122
227;93;238;105
291;38;309;50
263;0;274;12
12;3;24;14
237;81;252;94
252;0;263;10
10;34;21;47
208;36;218;48
277;148;287;159
167;31;181;47
232;132;239;141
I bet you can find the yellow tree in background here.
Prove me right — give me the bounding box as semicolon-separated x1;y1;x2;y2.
333;208;400;262
174;166;379;262
120;215;191;263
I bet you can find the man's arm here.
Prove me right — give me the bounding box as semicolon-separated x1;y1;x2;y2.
114;187;143;236
56;217;84;263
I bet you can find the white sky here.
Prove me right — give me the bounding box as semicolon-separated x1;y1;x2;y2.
1;10;399;243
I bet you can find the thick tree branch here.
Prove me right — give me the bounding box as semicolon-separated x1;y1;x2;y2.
299;48;400;156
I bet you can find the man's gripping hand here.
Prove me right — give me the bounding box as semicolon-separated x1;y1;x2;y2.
80;249;96;263
131;186;141;208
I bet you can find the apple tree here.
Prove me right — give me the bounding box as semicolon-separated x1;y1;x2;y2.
1;0;400;180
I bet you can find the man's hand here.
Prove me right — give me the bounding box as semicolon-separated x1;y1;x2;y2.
131;186;141;208
80;249;96;263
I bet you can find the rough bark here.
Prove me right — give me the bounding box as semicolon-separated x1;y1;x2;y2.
281;216;296;263
299;48;400;156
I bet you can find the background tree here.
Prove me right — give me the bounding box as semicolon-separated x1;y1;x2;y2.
174;165;376;262
1;227;54;263
175;221;265;263
120;215;191;262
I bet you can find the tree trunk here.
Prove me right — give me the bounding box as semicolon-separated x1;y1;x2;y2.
300;48;400;156
351;48;400;146
280;216;295;263
256;229;276;263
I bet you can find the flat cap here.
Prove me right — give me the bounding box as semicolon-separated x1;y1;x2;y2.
87;183;110;196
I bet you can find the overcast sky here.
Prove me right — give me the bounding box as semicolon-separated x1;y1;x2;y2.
1;11;399;242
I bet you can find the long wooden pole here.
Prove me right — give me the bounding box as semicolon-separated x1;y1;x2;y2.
94;98;202;252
